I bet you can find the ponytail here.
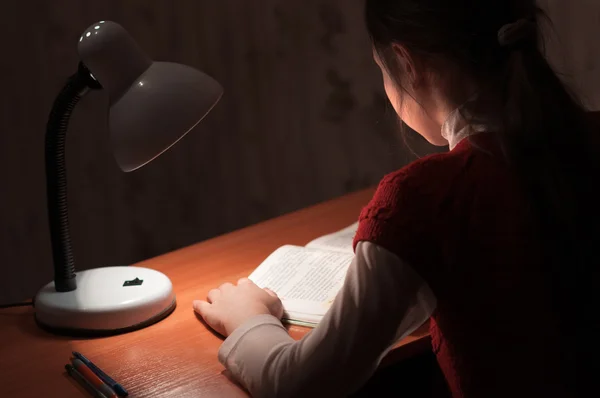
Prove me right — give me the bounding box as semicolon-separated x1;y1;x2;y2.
497;19;594;256
499;36;587;237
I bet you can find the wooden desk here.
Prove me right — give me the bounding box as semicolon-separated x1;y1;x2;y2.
0;189;430;398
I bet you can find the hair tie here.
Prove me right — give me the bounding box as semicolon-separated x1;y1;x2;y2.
497;19;536;47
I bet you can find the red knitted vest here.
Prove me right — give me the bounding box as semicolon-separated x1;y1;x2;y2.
353;135;571;398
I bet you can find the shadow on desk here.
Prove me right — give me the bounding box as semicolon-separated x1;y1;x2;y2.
352;352;451;398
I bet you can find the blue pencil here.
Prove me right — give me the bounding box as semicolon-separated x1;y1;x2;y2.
72;352;128;397
65;364;108;398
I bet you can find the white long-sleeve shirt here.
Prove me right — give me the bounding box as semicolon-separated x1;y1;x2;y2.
218;241;437;397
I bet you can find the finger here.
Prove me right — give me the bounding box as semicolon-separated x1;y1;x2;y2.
264;288;278;298
219;282;234;292
192;300;211;316
237;278;252;285
207;288;221;303
193;300;226;336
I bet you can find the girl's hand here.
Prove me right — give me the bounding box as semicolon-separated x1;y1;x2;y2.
193;278;284;337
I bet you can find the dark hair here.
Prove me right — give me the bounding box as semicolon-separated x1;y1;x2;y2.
365;0;596;388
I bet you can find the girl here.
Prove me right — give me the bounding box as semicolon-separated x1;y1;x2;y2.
194;1;596;396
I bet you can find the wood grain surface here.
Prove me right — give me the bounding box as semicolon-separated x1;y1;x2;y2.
0;188;430;398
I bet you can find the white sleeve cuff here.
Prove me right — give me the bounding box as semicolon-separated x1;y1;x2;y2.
218;314;287;366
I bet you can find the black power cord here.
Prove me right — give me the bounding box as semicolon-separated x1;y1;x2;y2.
0;300;34;309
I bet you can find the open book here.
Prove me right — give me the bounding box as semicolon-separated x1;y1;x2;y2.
248;222;358;327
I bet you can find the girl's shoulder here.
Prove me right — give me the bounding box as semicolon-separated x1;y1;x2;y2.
356;136;503;268
364;136;501;224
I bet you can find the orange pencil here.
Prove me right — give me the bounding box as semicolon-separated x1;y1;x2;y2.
71;358;118;398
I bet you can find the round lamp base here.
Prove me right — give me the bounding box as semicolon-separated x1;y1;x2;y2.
34;266;176;337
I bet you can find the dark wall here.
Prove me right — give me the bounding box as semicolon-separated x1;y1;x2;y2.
0;0;434;304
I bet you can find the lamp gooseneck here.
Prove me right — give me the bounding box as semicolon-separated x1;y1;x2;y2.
45;63;101;292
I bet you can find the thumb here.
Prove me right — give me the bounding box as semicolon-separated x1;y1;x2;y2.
264;289;284;319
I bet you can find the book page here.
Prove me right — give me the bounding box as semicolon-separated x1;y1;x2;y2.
249;245;354;322
304;222;358;254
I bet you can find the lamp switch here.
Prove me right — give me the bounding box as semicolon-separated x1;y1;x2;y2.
123;277;144;287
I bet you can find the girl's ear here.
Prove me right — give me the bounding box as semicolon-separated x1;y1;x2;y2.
392;43;421;90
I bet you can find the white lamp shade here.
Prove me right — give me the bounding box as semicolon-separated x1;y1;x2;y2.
109;61;222;171
77;21;223;172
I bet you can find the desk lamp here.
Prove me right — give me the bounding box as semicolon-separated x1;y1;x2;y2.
34;21;223;336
